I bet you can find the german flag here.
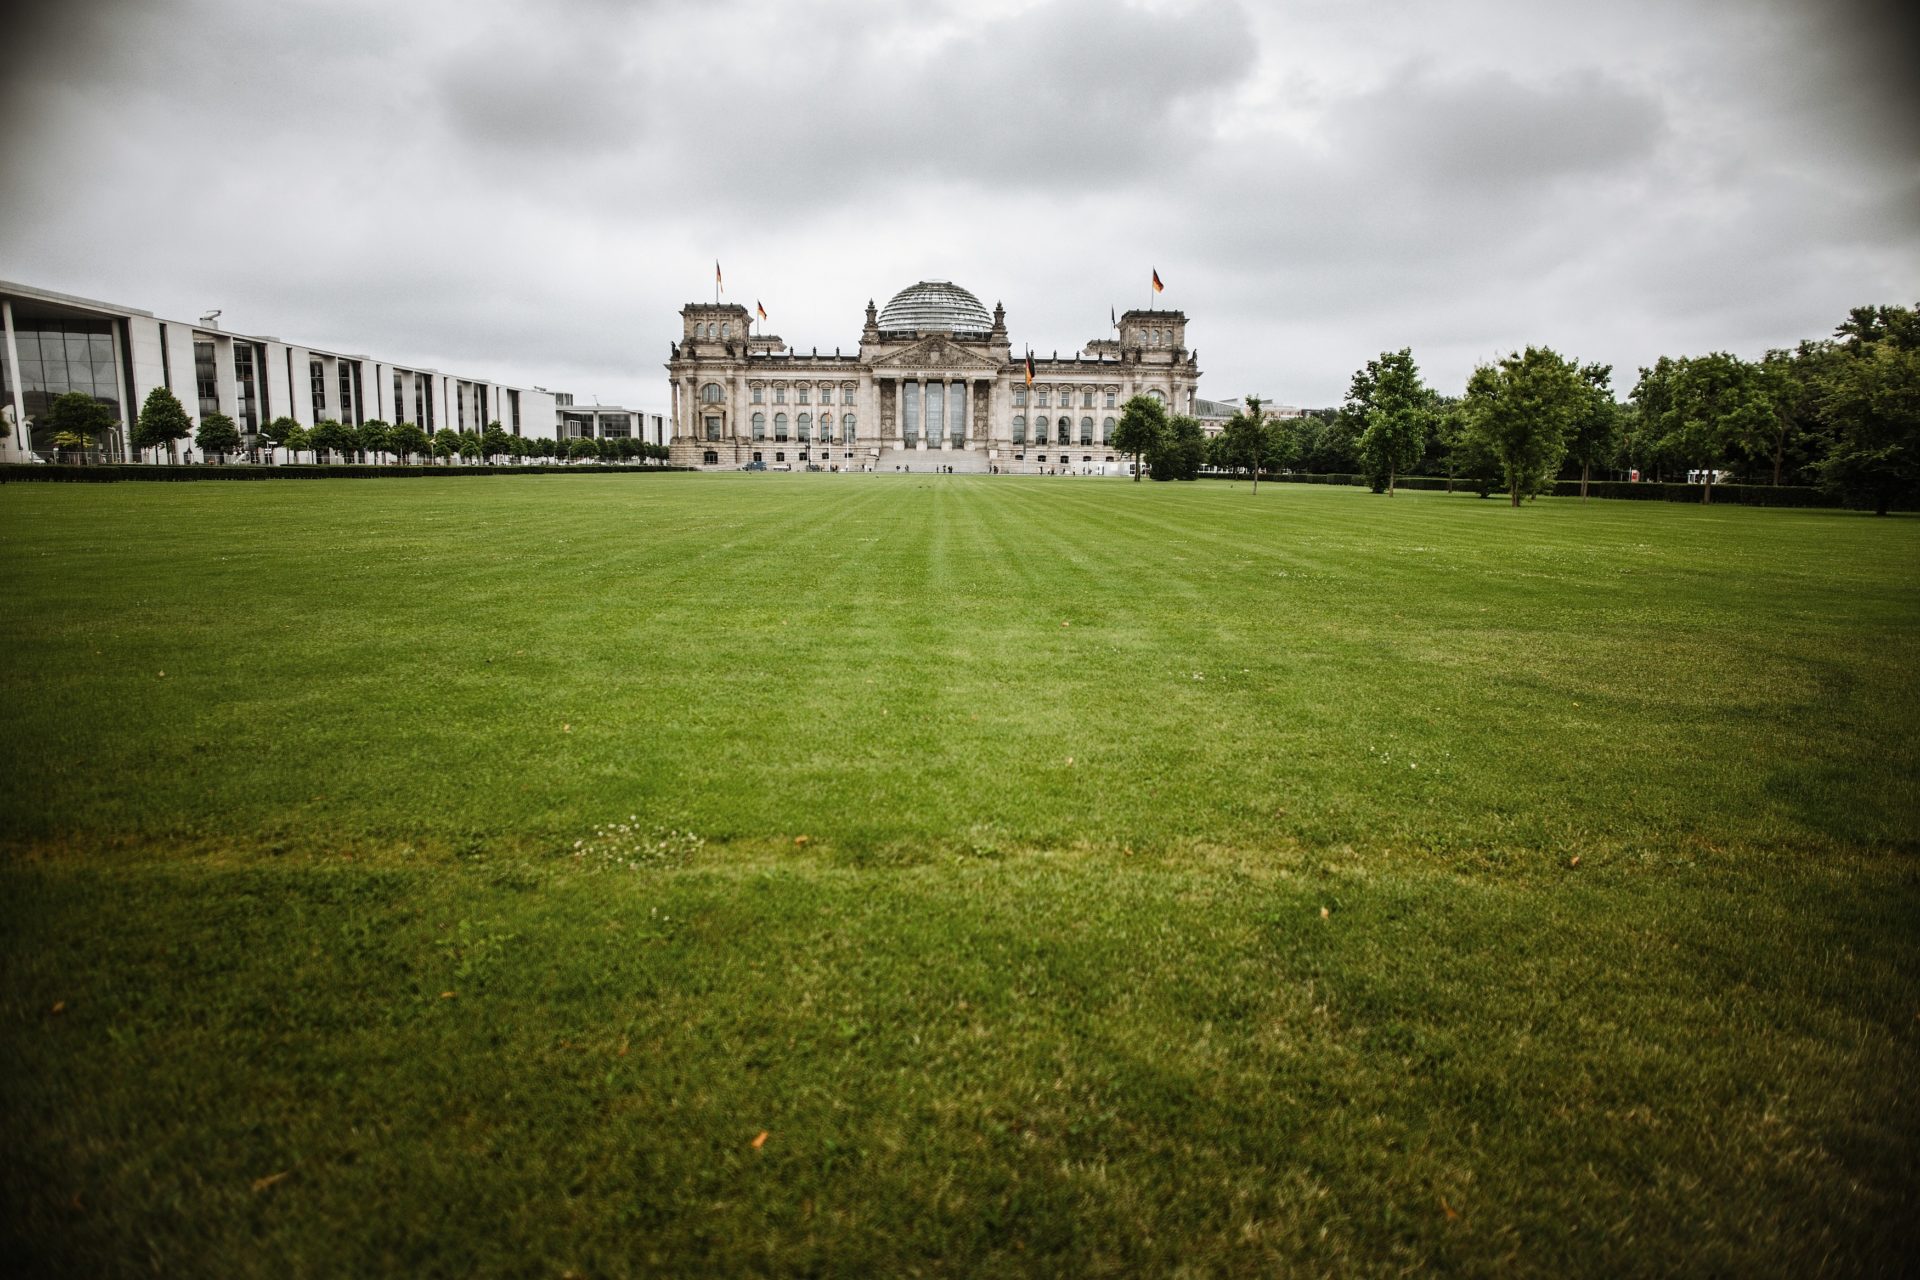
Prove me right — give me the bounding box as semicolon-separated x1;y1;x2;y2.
756;300;768;320
1151;268;1164;294
1024;351;1035;386
715;261;724;291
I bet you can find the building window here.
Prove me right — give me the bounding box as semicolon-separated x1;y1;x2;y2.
774;412;788;441
509;388;521;435
798;412;811;443
774;385;786;403
925;382;943;443
233;344;258;433
1011;414;1026;445
600;413;631;438
842;413;855;443
752;385;763;404
1105;390;1116;408
310;357;326;422
752;412;766;440
195;339;220;419
1102;415;1115;443
700;382;723;404
1149;389;1165;403
455;382;464;430
1036;389;1049;408
798;387;809;405
1057;417;1072;445
843;385;855;405
393;370;406;424
1082;389;1094;408
775;451;785;462
703;449;719;464
1012;387;1026;407
753;451;763;461
902;381;920;442
1080;416;1093;445
704;416;721;441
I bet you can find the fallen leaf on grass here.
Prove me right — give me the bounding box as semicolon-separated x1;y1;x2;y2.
440;991;457;999
1319;906;1330;919
1441;1196;1459;1220
50;1001;65;1015
794;835;810;846
617;1038;630;1057
562;723;572;733
751;1130;769;1150
1569;856;1581;867
251;1171;290;1193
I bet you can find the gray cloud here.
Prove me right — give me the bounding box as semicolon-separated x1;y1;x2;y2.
1;0;1914;411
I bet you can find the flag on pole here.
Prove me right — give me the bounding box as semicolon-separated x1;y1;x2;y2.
1151;268;1164;294
1111;306;1117;329
715;261;724;292
756;300;768;320
1024;350;1035;386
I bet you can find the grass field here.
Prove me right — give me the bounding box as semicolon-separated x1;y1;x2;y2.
3;474;1916;1276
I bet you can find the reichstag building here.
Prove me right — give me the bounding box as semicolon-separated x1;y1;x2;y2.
665;281;1201;472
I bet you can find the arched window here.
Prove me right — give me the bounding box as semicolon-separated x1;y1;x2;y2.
752;412;766;440
1056;416;1071;445
774;412;789;441
842;413;856;443
1148;388;1166;404
700;382;723;404
721;322;732;339
1102;415;1115;443
1011;414;1026;444
798;412;812;442
1080;416;1094;445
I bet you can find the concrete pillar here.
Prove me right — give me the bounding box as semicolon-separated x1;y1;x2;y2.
3;300;26;460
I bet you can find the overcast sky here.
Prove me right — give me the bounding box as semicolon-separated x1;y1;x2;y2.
4;0;1915;409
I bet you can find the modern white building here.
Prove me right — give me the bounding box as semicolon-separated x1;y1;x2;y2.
555;395;670;446
1;280;561;461
665;280;1203;473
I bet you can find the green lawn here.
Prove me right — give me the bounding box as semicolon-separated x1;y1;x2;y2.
2;474;1916;1276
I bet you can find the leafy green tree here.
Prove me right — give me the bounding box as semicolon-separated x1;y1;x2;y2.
1112;394;1168;482
391;422;429;463
1146;414;1205;481
1218;395;1284;491
1566;364;1622;499
1434;396;1495;496
42;391;117;462
259;415;300;464
1641;352;1774;503
567;436;599;462
281;423;311;464
1461;346;1584;507
309;418;354;464
1816;303;1920;515
481;422;510;462
457;431;482;462
358;419;394;464
134;387;194;463
1349;349;1433;495
431;429;460;464
195;411;242;462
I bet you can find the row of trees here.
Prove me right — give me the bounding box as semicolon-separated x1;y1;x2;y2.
1202;302;1918;514
123;390;669;466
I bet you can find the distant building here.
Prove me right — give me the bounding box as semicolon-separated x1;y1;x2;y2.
1;280;560;461
555;396;670;446
665;280;1203;472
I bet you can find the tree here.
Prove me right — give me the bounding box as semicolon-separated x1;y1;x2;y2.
1218;395;1285;491
1461;346;1585;507
195;411;242;462
357;419;393;464
309;418;354;464
391;422;429;463
134;387;194;463
1816;303;1920;515
1641;352;1774;503
259;415;300;465
457;432;482;462
1565;364;1622;499
568;435;600;462
281;424;311;464
1112;394;1168;482
1349;349;1433;496
481;421;511;462
1146;414;1205;481
431;429;460;464
42;391;117;462
1434;396;1496;496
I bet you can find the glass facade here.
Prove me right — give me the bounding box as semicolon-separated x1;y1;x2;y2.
394;370;406;424
901;381;919;443
950;383;966;444
925;382;943;445
310;358;327;421
234;344;259;433
599;413;630;438
4;314;123;437
509;388;520;435
195;338;219;418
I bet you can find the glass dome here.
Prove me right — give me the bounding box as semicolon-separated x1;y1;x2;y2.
877;280;993;335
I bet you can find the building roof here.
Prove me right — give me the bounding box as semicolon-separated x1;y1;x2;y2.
877;280;992;335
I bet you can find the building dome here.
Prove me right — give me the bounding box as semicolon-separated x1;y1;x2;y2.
877;280;993;335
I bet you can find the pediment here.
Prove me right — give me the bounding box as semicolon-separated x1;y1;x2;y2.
869;335;1003;372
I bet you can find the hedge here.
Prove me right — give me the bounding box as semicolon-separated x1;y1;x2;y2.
0;463;689;483
1205;470;1848;508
